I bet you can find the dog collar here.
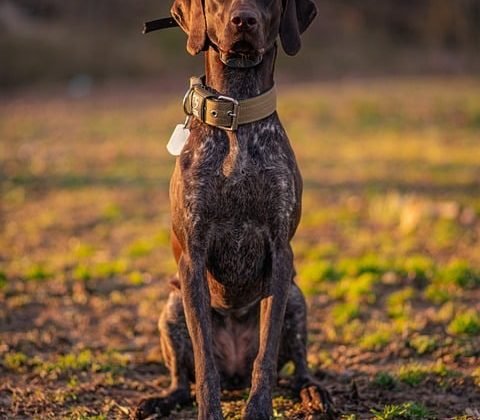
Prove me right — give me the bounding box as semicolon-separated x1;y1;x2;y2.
143;17;179;34
183;76;276;131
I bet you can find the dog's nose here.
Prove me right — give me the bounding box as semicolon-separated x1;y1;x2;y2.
230;10;258;31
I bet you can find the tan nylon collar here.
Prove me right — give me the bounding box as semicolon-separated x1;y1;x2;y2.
183;76;276;131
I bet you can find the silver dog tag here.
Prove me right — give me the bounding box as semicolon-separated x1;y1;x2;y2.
167;119;190;156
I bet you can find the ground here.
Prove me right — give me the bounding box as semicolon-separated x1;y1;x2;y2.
1;77;480;419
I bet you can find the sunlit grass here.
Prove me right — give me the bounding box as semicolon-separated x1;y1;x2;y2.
371;401;432;420
448;310;480;336
2;349;129;378
408;334;438;355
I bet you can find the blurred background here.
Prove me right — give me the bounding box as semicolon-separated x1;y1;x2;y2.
1;0;480;91
1;1;480;419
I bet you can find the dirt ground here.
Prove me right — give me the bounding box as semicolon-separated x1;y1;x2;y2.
1;78;480;419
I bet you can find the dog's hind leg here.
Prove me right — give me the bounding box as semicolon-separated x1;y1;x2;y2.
279;282;335;418
134;289;193;419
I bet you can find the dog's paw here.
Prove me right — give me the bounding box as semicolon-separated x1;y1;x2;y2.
298;381;335;418
132;389;191;420
132;397;170;420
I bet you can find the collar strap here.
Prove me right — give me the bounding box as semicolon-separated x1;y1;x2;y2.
143;17;179;34
183;76;276;131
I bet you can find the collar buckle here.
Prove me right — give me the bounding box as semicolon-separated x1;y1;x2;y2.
182;86;194;116
216;95;239;131
182;76;276;131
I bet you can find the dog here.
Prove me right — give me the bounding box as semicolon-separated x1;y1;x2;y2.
135;0;333;418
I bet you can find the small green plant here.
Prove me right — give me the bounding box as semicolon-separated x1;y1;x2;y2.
25;263;52;281
332;302;360;326
3;352;28;371
371;401;432;419
373;372;396;389
0;270;7;289
400;255;436;281
128;271;146;286
430;362;455;378
338;254;388;277
71;243;95;259
126;239;155;258
56;350;93;372
34;349;128;377
397;364;428;386
102;203;122;222
432;219;461;248
424;283;451;304
333;273;378;304
440;260;480;289
448;309;480;336
72;265;92;281
408;334;437;355
93;260;128;279
359;329;392;350
386;287;414;318
298;259;338;296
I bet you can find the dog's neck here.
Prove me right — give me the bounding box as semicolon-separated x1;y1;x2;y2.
205;45;276;100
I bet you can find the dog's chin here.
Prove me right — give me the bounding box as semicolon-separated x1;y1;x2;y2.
219;50;263;68
219;40;264;68
220;51;263;69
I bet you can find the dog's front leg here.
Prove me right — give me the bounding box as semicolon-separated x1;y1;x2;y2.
179;253;223;420
243;244;293;420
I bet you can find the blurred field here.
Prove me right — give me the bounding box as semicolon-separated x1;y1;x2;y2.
1;77;480;419
2;0;480;89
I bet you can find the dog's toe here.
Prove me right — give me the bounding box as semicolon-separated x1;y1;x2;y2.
299;382;335;418
133;397;171;420
132;389;191;420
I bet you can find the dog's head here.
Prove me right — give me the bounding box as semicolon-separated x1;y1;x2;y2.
171;0;317;68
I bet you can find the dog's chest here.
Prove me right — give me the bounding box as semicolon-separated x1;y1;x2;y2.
181;118;299;226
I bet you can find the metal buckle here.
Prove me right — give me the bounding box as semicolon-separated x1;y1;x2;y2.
217;95;239;131
182;87;194;116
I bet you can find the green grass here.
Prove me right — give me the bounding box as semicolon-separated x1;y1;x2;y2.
3;352;28;371
24;263;52;281
359;329;392;350
126;239;156;258
2;349;129;378
386;287;415;319
332;302;360;326
373;372;397;389
408;334;437;355
371;402;432;420
397;364;429;386
0;270;6;289
396;362;455;387
332;273;379;304
440;260;480;289
448;310;480;336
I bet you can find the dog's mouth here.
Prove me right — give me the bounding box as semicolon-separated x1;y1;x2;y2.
219;41;264;69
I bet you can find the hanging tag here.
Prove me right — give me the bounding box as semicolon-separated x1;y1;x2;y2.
167;118;190;156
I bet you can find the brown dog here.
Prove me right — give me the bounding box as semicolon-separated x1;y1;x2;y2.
135;0;333;419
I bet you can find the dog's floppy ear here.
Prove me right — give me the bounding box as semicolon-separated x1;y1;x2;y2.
171;0;207;55
280;0;317;56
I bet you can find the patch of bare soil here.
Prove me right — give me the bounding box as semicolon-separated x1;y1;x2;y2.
1;277;479;419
